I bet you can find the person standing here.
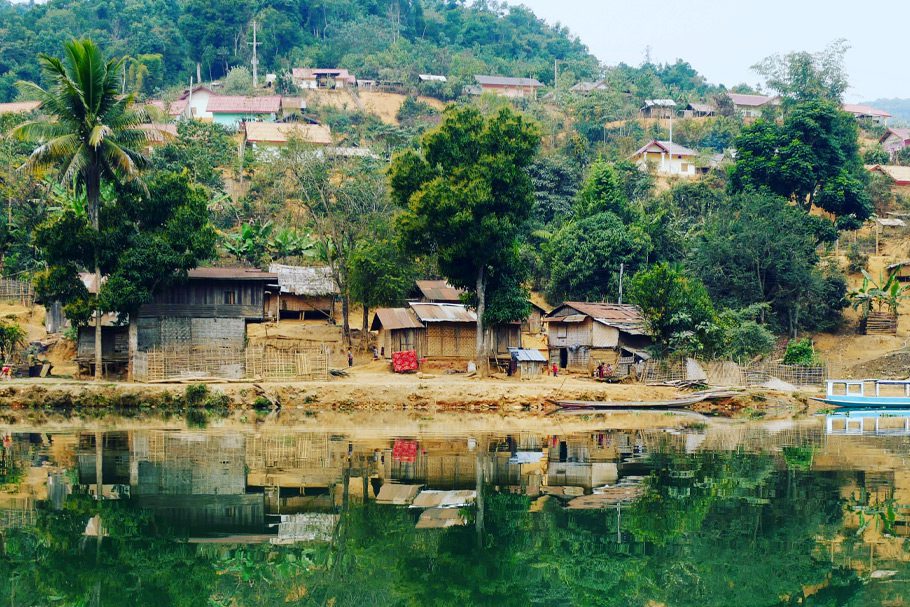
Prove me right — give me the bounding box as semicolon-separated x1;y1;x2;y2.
347;349;354;367
552;363;558;377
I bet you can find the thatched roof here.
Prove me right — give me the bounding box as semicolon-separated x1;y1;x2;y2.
269;264;337;296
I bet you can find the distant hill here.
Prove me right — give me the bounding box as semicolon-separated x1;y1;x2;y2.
0;0;601;102
863;98;910;125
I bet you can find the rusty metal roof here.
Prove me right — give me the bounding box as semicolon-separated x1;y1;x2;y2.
206;95;281;114
371;308;424;331
187;267;278;281
546;302;648;335
409;303;477;324
415;280;464;303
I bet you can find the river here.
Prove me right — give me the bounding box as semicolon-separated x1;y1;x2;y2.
0;408;907;605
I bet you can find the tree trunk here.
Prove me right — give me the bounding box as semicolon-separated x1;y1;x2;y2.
94;431;103;500
475;266;488;377
361;305;369;350
87;173;103;381
341;294;351;347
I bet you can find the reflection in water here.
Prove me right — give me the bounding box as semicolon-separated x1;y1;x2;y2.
0;415;907;605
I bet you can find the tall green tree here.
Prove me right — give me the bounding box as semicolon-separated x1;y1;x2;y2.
12;38;149;379
752;39;850;104
391;106;540;374
729;100;871;228
349;235;415;338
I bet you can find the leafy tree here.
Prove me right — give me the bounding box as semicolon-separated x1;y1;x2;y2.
574;158;635;222
719;306;776;363
782;338;819;365
627;262;722;357
527;154;582;226
12;38;149;379
545;212;651;304
349;236;415;337
391;106;540;373
0;320;25;362
752;39;850;104
862;145;889;165
151;120;234;191
691;193;839;335
729;100;871;228
222;66;253;94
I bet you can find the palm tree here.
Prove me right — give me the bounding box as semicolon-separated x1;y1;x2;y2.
13;39;149;379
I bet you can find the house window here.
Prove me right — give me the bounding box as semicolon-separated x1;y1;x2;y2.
223;290;237;305
557;325;567;339
681;162;690;172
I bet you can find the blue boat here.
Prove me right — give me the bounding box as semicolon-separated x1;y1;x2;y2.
818;379;910;408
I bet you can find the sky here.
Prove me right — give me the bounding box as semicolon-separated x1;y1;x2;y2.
504;0;908;102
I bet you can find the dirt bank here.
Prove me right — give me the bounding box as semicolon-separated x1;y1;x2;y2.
0;361;821;420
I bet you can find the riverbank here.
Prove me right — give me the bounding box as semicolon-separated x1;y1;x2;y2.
0;361;821;419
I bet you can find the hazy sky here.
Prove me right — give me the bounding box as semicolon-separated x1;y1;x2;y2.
505;0;907;101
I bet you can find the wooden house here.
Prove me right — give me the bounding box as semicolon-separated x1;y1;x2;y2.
473;75;543;99
543;302;652;371
410;303;477;359
292;68;358;89
76;319;129;377
135;267;277;352
523;301;549;334
267;264;337;320
683;102;715;118
868;164;910;187
888;260;910;283
371;307;425;357
414;280;464;303
632;140;698;177
640;99;676;119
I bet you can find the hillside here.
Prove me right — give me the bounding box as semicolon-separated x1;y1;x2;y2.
0;0;599;102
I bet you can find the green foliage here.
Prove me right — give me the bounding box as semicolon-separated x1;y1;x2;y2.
845;242;868;274
392;105;540;334
730;100;871;226
691;192;841;334
349;236;415;311
222;66;253;94
527;154;583;226
628;263;722;358
574;159;634;221
862;145;889;165
849;269;910;317
718;306;776;363
0;320;25;362
545;212;651;304
782;338;819;365
221;221;314;268
151;120;235;191
752;39;850;104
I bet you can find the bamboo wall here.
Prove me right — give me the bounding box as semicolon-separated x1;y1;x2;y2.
132;344;330;382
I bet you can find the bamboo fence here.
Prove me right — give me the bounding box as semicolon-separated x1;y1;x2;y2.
640;358;828;387
133;344;329;382
0;279;34;307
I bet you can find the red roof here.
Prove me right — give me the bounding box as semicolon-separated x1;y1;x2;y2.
206;95;281;114
881;128;910;144
415;280;464;303
843;103;891;119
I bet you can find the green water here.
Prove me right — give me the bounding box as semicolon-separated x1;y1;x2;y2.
0;412;907;606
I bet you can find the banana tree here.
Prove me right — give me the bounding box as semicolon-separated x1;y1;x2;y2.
849;269;910;317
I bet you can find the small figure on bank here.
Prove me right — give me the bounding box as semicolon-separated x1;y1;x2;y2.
597;362;605;379
552;363;558;377
347;349;354;367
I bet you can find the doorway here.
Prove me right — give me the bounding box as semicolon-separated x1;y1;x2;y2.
559;348;568;369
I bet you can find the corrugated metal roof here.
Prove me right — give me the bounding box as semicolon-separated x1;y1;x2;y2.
869;164;910;185
882;128;910;143
206;95;281;114
509;348;547;362
547;302;648;335
371;308;423;331
187;267;278;281
269;264;337;296
415;280;464;302
475;75;543;88
410;303;477;323
544;314;586;323
643;99;676;107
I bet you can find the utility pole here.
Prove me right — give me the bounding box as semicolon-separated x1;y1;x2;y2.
618;263;624;304
250;19;261;89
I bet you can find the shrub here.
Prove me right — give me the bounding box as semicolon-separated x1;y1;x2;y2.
845;242;868;274
0;320;25;362
782;338;819;365
724;320;775;363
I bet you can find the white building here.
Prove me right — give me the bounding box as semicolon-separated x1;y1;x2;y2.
632;140;698;177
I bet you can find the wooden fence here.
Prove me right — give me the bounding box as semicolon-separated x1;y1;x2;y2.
640;358;828;388
861;312;898;336
0;278;34;307
133;345;329;382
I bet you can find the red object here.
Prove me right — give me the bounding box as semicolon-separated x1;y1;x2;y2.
392;439;418;462
392;350;419;373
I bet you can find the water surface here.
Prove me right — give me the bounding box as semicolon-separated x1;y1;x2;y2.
0;410;908;606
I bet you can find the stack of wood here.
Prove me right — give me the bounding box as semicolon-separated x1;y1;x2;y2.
862;311;898;335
